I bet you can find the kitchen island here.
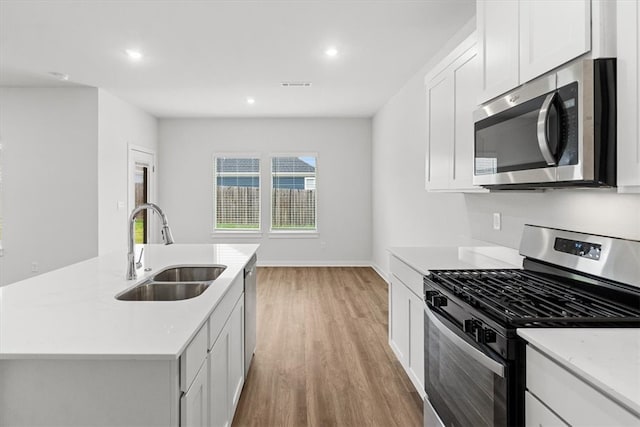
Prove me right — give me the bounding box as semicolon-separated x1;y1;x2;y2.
0;243;259;426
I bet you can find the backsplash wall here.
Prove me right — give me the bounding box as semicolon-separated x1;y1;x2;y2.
466;190;640;249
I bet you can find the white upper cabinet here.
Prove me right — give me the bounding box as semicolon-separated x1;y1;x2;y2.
616;0;640;192
426;73;454;190
425;35;486;192
478;0;520;103
452;48;482;189
478;0;592;104
519;0;591;84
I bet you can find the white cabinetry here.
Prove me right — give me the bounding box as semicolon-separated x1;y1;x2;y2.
209;287;245;427
425;34;485;192
519;0;590;84
181;362;209;427
478;0;519;103
478;0;591;103
388;255;425;397
525;391;568;427
616;0;640;192
525;345;639;426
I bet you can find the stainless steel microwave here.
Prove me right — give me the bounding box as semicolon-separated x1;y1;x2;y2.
473;59;616;189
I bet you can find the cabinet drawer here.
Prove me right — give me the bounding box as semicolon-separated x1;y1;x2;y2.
209;274;243;349
526;346;639;426
390;255;423;299
180;322;209;392
525;391;568;427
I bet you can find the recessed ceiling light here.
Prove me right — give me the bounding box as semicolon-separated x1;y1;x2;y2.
246;97;256;105
125;49;143;61
325;47;339;57
48;71;69;81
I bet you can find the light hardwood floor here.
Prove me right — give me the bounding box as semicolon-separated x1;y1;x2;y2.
232;267;423;427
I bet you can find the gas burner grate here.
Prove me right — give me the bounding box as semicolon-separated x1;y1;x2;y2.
425;269;640;326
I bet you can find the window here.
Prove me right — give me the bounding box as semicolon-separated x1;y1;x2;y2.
214;156;260;230
271;156;317;231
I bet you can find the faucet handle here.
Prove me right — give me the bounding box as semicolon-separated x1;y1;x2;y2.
135;247;144;269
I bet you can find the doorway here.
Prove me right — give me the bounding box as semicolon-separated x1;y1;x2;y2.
128;147;155;244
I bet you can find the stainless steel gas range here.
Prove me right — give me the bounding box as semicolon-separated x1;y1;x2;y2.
422;225;640;427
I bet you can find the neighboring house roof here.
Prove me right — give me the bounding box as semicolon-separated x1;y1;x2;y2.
272;157;315;173
216;158;260;173
216;157;315;174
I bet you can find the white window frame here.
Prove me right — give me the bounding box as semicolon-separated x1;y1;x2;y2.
212;153;262;235
269;153;318;236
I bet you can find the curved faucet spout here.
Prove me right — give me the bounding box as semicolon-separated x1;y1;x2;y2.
127;203;175;280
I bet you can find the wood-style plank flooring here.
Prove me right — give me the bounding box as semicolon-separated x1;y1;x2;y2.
233;267;423;427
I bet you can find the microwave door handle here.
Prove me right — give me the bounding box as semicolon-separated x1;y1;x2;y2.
537;92;558;166
425;306;505;378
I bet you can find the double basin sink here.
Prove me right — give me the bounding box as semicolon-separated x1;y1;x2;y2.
116;265;227;301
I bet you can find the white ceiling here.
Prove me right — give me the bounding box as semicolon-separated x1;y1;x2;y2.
0;0;475;118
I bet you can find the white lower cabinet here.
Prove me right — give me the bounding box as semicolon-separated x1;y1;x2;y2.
181;362;209;427
209;293;245;427
525;345;639;426
525;391;568;427
388;255;425;397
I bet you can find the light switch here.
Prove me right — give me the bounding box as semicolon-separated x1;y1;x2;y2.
117;201;126;210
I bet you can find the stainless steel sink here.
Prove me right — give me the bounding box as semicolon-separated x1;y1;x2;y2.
152;265;226;282
116;282;210;301
116;264;227;301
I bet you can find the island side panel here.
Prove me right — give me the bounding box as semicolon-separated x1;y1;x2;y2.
0;358;179;426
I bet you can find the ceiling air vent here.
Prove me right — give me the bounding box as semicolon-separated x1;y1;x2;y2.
280;82;312;88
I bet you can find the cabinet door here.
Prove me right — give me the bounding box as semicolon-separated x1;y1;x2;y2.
408;290;424;394
519;0;590;84
210;325;230;427
525;391;568;427
228;296;245;416
452;47;482;190
181;362;209;427
389;275;410;365
478;0;519;103
426;73;454;190
616;0;640;191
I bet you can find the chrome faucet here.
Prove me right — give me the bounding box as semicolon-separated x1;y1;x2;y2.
127;203;175;280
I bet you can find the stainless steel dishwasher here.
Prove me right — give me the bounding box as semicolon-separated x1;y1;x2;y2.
244;255;257;376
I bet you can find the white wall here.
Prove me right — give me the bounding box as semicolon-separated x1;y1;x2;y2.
0;88;99;285
371;21;476;276
97;89;158;255
465;190;640;249
158;118;372;265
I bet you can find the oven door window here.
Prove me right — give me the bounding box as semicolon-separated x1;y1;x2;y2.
425;307;508;427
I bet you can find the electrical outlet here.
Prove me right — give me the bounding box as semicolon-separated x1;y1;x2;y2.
320;241;327;249
493;213;502;231
31;262;39;273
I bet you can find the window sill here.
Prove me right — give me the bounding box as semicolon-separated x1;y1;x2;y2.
268;231;319;239
211;230;263;239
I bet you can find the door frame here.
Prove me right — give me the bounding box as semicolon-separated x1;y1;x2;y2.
128;145;157;243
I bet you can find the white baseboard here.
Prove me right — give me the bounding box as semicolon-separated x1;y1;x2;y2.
370;262;389;284
257;260;373;267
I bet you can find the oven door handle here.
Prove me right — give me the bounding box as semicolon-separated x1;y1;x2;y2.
425;306;505;378
536;92;558;166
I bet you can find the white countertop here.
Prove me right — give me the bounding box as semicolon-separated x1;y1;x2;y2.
0;244;258;360
389;245;523;274
518;328;640;416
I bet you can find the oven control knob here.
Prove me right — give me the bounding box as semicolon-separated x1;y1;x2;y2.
432;295;448;308
425;290;438;302
475;327;497;344
463;319;476;333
